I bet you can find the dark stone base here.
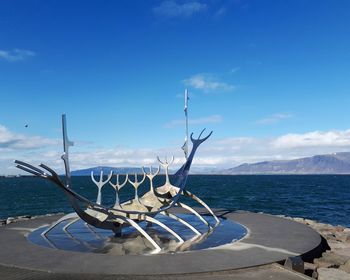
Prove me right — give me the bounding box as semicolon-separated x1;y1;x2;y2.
0;209;323;276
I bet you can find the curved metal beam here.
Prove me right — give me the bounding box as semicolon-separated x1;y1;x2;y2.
176;202;212;229
62;221;98;250
183;190;220;224
143;216;184;243
62;217;80;232
41;212;78;236
161;211;201;236
124;217;161;252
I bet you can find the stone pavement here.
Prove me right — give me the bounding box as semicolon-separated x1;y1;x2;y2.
0;210;325;279
0;263;312;280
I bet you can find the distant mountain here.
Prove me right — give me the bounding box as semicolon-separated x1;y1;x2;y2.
71;152;350;176
71;166;143;176
223;152;350;174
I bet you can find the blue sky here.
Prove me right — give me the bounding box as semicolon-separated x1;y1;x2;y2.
1;0;350;174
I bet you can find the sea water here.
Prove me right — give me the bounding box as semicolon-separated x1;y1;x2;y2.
0;175;349;227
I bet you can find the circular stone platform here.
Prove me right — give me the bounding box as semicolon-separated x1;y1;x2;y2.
0;209;323;276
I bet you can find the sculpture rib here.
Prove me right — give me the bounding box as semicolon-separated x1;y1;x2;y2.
41;212;78;236
85;223;104;239
142;216;184;243
41;232;57;249
176;202;211;229
183;190;220;224
161;211;201;236
62;220;105;240
62;217;80;232
63;223;97;249
124;217;161;252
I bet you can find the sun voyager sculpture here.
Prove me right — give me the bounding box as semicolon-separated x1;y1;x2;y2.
15;90;220;254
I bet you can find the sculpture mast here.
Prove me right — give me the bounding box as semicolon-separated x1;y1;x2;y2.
182;89;189;159
61;114;74;188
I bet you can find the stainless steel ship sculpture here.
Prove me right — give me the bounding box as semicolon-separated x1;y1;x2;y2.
15;90;219;253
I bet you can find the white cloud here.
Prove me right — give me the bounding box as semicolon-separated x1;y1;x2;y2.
0;49;36;62
183;74;235;93
194;129;350;168
153;1;207;18
256;113;293;125
0;125;59;150
165;114;222;127
272;129;350;149
3;125;350;175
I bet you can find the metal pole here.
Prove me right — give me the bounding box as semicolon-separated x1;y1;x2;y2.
61;114;74;188
182;89;189;159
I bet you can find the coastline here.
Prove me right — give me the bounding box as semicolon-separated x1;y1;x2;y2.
2;212;350;279
274;214;350;279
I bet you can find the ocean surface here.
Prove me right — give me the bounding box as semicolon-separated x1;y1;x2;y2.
1;175;349;227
